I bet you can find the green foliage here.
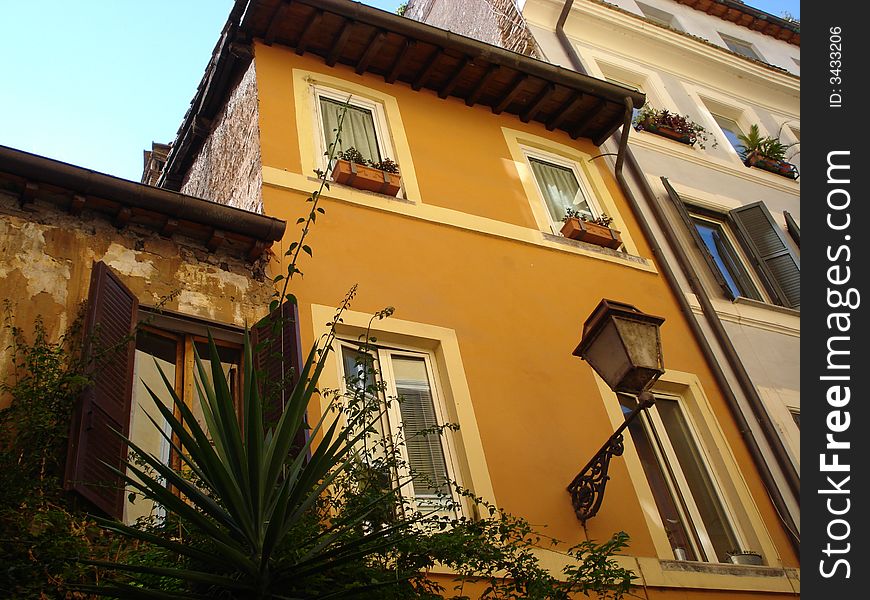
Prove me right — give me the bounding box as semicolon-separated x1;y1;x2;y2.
736;124;792;162
563;208;614;228
633;105;717;149
84;303;635;598
396;3;408;17
0;313;120;599
336;147;402;175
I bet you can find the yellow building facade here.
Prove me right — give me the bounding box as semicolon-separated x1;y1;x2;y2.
158;1;799;596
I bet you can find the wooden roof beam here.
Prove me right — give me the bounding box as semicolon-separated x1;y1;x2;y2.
466;63;499;107
570;98;606;139
520;83;555;123
263;0;292;46
546;92;585;131
295;9;323;56
492;73;527;115
412;47;442;91
439;56;470;99
207;230;226;252
385;39;414;83
69;194;86;216
114;207;132;229
356;30;387;74
326;18;355;66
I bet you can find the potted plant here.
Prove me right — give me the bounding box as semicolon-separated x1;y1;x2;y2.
560;208;623;250
633;105;716;149
737;124;799;180
330;147;402;196
726;549;764;566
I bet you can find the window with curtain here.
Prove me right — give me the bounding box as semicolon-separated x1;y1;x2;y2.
338;342;460;518
619;393;742;563
319;96;383;164
527;155;596;229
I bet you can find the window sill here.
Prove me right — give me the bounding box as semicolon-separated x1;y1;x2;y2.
263;167;658;273
733;295;799;317
542;232;648;266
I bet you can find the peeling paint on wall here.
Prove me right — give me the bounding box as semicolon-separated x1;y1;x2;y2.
101;242;157;280
0;220;71;306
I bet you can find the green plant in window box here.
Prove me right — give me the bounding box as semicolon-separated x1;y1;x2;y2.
737;124;799;180
633;105;716;149
331;146;403;196
560;207;623;250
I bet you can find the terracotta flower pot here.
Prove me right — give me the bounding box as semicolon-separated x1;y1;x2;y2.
331;159;402;196
743;151;799;180
560;217;623;250
635;119;695;146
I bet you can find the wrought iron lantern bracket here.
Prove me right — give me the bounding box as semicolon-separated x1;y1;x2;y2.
567;391;655;525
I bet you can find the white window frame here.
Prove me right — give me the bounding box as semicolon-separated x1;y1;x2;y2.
635;1;683;31
522;146;602;235
718;33;764;62
336;340;464;518
312;85;395;173
632;393;747;563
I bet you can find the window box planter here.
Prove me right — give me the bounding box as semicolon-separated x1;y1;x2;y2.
635;118;695;146
330;159;402;196
743;150;799;180
560;217;623;250
726;550;764;566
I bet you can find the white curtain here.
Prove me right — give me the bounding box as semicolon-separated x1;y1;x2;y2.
528;158;592;222
320;97;381;163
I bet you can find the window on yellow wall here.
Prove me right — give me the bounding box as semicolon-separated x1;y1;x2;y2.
313;86;394;171
337;341;462;520
524;148;602;233
619;392;744;563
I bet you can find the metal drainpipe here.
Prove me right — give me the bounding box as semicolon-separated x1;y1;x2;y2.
555;2;800;550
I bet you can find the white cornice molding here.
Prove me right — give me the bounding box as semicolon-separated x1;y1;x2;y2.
526;0;799;96
624;130;801;196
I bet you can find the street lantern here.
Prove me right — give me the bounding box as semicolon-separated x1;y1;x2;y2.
567;299;666;524
573;299;665;394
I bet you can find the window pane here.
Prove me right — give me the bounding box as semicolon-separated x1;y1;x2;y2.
391;356;451;500
692;218;761;300
721;35;762;61
528;157;593;223
620;395;698;561
320;97;381;164
656;398;740;562
193;342;241;434
341;346;388;457
129;330;179;522
712;114;743;152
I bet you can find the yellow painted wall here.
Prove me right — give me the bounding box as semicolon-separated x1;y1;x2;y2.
251;40;799;592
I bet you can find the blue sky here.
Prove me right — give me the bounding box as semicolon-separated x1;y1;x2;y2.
0;0;799;183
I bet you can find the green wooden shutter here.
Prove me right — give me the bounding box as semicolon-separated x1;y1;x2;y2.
729;202;800;309
65;261;138;518
253;301;306;454
661;177;735;300
784;211;800;248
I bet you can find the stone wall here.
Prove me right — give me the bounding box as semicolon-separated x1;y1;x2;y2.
405;0;541;57
0;191;274;401
181;61;263;213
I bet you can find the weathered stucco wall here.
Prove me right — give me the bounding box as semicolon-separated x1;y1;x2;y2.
181;61;263;213
0;192;274;406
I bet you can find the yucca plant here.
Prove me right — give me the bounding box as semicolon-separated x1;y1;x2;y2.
78;318;425;599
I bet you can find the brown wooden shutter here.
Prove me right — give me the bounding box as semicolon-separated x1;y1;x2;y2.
661;177;735;300
252;301;305;450
64;261;138;518
729;202;801;309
